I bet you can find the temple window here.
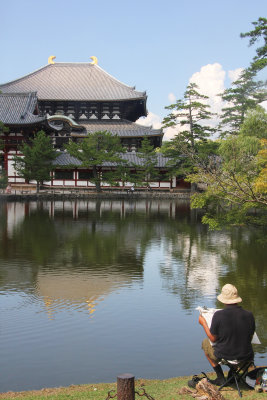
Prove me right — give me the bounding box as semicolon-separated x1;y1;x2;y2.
79;170;94;180
54;170;73;180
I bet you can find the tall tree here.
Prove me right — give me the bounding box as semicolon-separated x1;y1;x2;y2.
162;83;218;181
219;18;267;137
65;131;126;192
219;70;266;136
163;83;215;149
240;17;267;73
13;131;57;193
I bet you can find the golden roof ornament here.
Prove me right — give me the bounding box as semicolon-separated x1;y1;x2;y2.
48;55;56;64
90;56;98;65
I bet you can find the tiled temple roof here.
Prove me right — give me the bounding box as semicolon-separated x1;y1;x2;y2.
72;119;163;138
53;151;169;168
0;92;46;126
0;63;146;102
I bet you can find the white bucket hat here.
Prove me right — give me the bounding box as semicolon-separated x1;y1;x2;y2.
217;283;242;304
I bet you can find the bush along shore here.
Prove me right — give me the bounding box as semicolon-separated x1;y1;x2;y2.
0;374;263;400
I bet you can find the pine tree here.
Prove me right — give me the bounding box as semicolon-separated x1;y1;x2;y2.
13;131;57;192
162;83;215;149
240;17;267;73
219;70;266;136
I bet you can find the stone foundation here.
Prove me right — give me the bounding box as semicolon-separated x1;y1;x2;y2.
0;190;191;202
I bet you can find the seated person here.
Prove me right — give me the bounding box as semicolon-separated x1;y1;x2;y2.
199;283;255;386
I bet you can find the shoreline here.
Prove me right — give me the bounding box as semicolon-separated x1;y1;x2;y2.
0;374;255;400
0;190;191;202
0;377;185;398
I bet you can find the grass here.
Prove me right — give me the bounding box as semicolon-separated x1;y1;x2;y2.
0;374;264;400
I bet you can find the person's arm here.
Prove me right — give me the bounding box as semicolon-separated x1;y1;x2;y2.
199;315;217;343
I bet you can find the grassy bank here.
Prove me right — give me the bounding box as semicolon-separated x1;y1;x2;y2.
0;375;263;400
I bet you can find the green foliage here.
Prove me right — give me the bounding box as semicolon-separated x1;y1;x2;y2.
0;120;9;135
240;106;267;139
160;136;191;176
133;137;159;185
240;17;267;73
163;83;215;149
195;140;220;166
219;135;260;173
0;170;8;190
254;139;267;194
188;133;267;230
65;131;126;192
13;131;57;192
0;121;9;151
219;70;266;136
161;137;219;178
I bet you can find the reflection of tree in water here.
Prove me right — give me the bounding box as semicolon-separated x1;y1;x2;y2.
15;211;57;264
159;211;220;311
0;200;178;290
1;200;266;353
159;221;267;353
0;205;58;291
216;229;267;354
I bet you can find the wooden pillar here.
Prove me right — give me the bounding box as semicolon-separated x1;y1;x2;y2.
117;373;135;400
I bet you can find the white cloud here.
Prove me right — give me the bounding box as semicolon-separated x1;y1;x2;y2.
189;63;226;118
136;112;162;129
261;100;267;111
168;92;176;104
228;68;243;82
163;126;179;141
190;63;225;99
136;111;181;142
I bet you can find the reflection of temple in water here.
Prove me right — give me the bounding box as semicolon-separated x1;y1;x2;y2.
2;200;170;317
0;199;193;317
0;199;191;232
42;199;190;220
37;272;132;318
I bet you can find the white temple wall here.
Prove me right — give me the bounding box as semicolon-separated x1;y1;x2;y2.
5;154;172;189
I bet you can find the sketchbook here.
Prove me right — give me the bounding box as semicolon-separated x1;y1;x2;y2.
196;306;261;345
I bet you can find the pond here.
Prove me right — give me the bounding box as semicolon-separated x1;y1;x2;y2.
0;199;266;392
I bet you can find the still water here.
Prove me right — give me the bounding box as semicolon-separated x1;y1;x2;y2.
0;199;266;392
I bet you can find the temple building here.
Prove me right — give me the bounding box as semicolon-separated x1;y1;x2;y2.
0;56;185;190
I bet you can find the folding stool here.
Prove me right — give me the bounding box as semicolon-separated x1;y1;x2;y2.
218;359;255;397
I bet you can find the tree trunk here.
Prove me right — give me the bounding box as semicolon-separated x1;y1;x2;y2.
93;166;102;192
95;181;101;192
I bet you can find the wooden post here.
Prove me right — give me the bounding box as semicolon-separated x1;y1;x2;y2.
117;373;135;400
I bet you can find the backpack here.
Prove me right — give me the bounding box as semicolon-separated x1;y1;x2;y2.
246;367;266;388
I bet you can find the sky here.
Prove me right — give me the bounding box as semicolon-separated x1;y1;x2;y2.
1;0;266;140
